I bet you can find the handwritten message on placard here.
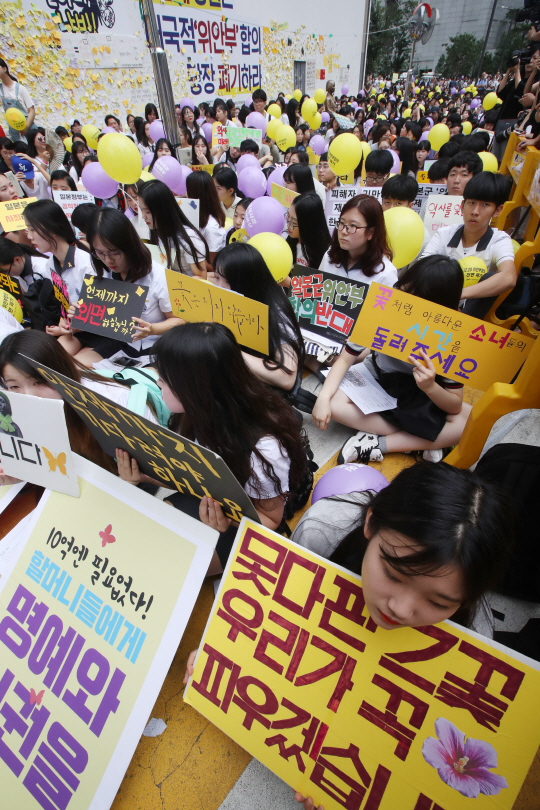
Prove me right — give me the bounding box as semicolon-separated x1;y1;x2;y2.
212;122;230;148
50;270;70;321
166;270;269;355
413;183;448;215
189;164;215;175
0;197;37;232
72;275;148;341
289;264;368;345
53;190;95;221
0;454;218;810
0;271;23;302
509;150;525;182
24;358;260;524
417;170;429;183
0;391;79;497
424;194;463;235
177;197;200;229
271;182;300;209
349;283;534;391
326;186;358;229
227;127;262;148
185;519;540;810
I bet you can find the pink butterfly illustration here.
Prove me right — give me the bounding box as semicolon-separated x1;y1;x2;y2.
99;524;116;548
30;688;45;706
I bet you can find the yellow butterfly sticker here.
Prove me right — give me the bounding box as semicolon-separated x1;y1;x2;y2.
136;286;145;296
107;307;115;315
84;277;93;286
42;448;67;476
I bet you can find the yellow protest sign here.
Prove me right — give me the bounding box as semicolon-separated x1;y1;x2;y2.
349;283;534;391
271;182;300;209
166;270;269;355
0;197;37;232
212;121;229;149
189;164;214;175
0;455;217;810
185;519;540;810
417;170;429;183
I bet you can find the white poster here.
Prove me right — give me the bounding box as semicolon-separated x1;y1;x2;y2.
53;190;96;221
422;194;464;235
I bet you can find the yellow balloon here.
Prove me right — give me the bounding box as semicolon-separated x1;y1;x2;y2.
308;112;322;130
285;94;291;101
266;117;282;140
415;87;420;94
248;232;293;282
435;85;441;92
293;89;302;102
267;103;281;119
378;93;386;101
403;109;412;119
140;170;155;182
462;121;472;135
383;207;424;269
81;124;100;150
483;92;499;111
376;115;386;120
314;88;326;105
360;141;371;159
5;107;26;131
224;217;234;231
0;290;23;323
397;90;402;96
428;92;433;99
301;98;317;121
275;124;296;152
97;132;142;184
63;136;73;153
479;151;498;172
459;256;488;288
429;123;450;151
328;133;363;176
511;239;520;254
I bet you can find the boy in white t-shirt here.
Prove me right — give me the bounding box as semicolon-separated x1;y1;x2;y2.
422;172;515;318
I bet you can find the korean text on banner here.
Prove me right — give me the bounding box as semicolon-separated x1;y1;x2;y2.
184;519;540;810
412;184;448;216
0;454;217;810
423;195;464;235
326;186;359;230
349;283;533;391
166;270;269;355
71;275;149;342
23;357;261;524
0;198;37;232
52;191;95;221
227;128;262;148
271;183;300;209
212;122;230;149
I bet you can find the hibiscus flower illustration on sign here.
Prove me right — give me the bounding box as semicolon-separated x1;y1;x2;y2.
422;718;508;799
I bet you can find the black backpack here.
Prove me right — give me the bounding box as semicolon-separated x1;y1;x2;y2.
22;277;64;331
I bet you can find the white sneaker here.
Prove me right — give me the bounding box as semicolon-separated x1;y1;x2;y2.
422;449;444;462
337;433;384;464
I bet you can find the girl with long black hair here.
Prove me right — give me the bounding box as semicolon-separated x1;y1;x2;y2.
185;170;226;259
286;192;331;269
149;138;177;172
69;141;90;182
283;163;316;195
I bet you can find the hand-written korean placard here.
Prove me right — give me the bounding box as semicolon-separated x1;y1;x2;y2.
53;190;95;221
50;271;70;321
166;270;269;355
413;183;448;215
271;183;300;209
227;127;262;148
289;264;368;346
0;271;23;302
184;520;540;810
23;358;260;524
0;197;37;232
71;275;148;341
326;186;358;230
0;454;217;810
189;164;215;175
349;283;534;391
423;194;463;235
212;122;230;149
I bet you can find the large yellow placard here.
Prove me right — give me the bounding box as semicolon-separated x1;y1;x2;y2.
349;283;533;391
271;182;300;209
166;270;269;355
185;520;540;810
0;197;37;232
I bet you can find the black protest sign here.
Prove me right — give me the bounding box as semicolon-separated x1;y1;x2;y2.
0;271;22;301
71;275;148;341
288;264;369;345
24;358;261;523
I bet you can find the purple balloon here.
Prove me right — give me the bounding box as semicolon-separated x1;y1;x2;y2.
351;101;358;109
321;111;330;123
125;207;136;220
359;89;365;97
237;167;266;199
180;97;195;110
237;153;260;174
142;153;153;168
426;116;433;127
310;134;326;156
81;163;118;199
244;197;285;236
175;165;192;196
151;156;184;193
419;130;430;142
312;463;388;505
266;165;286;195
451;87;457;95
201;123;213;143
470;98;481;109
148;120;166;142
341;85;349;96
364;119;374;133
245;111;267;137
390;149;401;174
101;126;116;135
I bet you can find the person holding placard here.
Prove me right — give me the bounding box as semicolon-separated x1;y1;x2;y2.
286;192;331;269
186;171;226;259
139;180;209;277
0;237;48;292
49;169;77;193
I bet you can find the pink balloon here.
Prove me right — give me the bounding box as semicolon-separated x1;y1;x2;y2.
237;153;260;174
237;167;266;199
180;97;195;110
321;111;330;123
81;163;118;199
101;126;116;135
390;150;401;174
148;120;166;142
266;165;286;196
151;156;183;193
310;134;326;156
142;153;153;167
341;85;349;96
244;197;285;236
201;123;213;142
245;111;267;137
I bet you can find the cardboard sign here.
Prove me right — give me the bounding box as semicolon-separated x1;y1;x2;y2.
417;170;429;183
289;264;368;346
177;147;193;166
413;183;448;215
50;270;70;320
189;164;215;175
356;185;383;201
227;127;262;148
71;275;149;341
212;122;230;148
423;194;463;235
326;185;358;229
145;242;176;269
0;197;37;232
349;282;534;391
4;171;24;198
185;519;540;810
0;391;79;497
25;358;261;524
271;182;300;209
166;270;269;355
53;190;95;221
0;271;23;302
176;197;201;229
0;453;218;810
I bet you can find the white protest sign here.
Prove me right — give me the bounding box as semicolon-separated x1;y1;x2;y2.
176;197;200;229
423;194;464;235
413;183;449;215
4;171;24;198
0;391;79;497
326;185;358;230
53;190;95;221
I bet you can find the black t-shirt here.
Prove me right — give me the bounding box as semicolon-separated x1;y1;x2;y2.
497;77;527;121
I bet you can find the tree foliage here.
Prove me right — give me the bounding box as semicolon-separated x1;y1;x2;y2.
435;33;484;78
366;0;417;77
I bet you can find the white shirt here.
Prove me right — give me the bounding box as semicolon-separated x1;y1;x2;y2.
313;177;327;208
42;246;95;304
17;255;50;292
244;436;290;499
20;173;49;201
201;215;226;252
159;226;206;276
84;378;157;424
320;251;398;287
221;195;242;219
422;224;515;274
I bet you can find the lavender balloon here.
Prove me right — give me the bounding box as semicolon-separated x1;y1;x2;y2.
180;97;195;111
148;120;166;142
237;153;260;174
451;87;457;95
390;149;401;174
81;163;118;199
312;464;388;504
364;119;374;133
174;165;192;196
470;98;481;109
351;101;358;109
244;197;285;236
266;165;286;195
201;123;213;143
142;153;153;168
238;167;266;199
151;156;184;193
197;116;205;126
310;134;326;156
321;111;330;123
246;111;267;136
426;116;433;127
341;85;349;96
420;130;430;142
359;89;365;97
101;126;116;135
